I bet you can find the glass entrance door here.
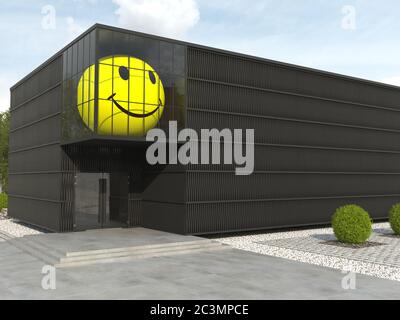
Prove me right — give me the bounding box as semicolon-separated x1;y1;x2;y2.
74;172;127;231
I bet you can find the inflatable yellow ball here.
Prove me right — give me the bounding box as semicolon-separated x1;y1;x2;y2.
77;55;165;136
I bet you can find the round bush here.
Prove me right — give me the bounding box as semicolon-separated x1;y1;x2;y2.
332;205;372;244
389;204;400;235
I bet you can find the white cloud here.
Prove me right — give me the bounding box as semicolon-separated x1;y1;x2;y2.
382;76;400;87
112;0;200;38
72;0;98;4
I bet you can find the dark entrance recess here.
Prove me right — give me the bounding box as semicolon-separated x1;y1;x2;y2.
74;172;128;230
63;143;146;231
74;172;136;230
109;173;129;227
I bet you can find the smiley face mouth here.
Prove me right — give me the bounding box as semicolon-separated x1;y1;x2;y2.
107;93;162;118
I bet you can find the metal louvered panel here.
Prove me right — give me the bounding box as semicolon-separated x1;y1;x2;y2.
8;56;64;232
185;46;400;235
186;196;399;235
187;47;400;109
187;79;400;131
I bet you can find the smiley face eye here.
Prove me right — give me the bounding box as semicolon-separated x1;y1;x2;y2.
119;66;129;80
148;71;156;84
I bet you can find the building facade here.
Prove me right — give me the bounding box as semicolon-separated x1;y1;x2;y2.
9;24;400;234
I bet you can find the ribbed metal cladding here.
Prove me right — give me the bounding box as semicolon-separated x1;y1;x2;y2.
128;198;142;226
128;171;143;227
186;46;400;234
60;148;76;232
186;196;399;235
187;47;400;108
8;56;64;232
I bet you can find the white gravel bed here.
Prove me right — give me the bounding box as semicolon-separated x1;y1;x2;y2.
0;218;42;238
215;223;400;281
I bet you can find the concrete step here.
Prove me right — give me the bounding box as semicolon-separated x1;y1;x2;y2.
25;236;66;258
66;239;219;257
0;231;65;265
60;241;224;263
8;237;61;265
0;230;13;241
2;230;231;269
55;243;229;268
0;254;42;269
0;231;59;265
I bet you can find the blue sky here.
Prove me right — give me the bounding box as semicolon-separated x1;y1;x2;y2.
1;0;400;111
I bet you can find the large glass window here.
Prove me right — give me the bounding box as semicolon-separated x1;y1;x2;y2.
62;30;97;141
62;27;186;142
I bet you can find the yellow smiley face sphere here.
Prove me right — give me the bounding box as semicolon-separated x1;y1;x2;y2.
77;55;165;136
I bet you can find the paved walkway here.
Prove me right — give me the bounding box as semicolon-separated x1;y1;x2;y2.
215;222;400;281
1;227;400;299
261;230;400;266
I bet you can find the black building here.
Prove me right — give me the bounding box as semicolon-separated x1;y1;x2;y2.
9;24;400;234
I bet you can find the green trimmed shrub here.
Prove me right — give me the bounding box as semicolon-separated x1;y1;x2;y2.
0;193;7;210
389;203;400;235
332;205;372;244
